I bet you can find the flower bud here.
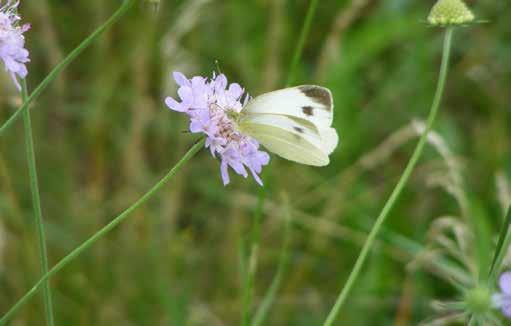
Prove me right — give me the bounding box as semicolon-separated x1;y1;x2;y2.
464;286;492;315
428;0;475;26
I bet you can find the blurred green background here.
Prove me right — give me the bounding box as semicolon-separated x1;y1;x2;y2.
1;0;510;325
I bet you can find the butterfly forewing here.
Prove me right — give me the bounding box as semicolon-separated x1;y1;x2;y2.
242;86;333;129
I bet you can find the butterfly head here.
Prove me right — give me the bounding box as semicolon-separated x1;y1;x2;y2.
224;108;241;122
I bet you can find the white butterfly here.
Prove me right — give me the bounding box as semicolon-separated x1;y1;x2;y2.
238;85;339;166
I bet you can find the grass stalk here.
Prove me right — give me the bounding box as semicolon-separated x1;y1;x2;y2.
323;28;455;326
21;80;55;326
0;139;205;325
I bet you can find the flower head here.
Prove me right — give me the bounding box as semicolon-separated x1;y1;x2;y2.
0;0;30;91
165;71;270;186
492;272;511;318
428;0;475;26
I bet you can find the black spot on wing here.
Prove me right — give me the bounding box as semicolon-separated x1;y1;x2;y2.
298;86;332;110
302;106;314;116
293;126;305;134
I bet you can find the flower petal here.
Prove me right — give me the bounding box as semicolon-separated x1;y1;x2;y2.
248;167;263;186
214;74;227;92
503;301;511;318
165;97;183;112
173;71;190;87
177;86;193;105
164;71;270;186
228;83;243;99
220;161;230;186
0;4;30;91
500;272;511;294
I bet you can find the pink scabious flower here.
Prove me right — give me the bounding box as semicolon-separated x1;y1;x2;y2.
165;72;270;186
0;0;30;91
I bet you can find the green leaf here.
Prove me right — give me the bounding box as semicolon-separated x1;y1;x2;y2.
488;205;511;283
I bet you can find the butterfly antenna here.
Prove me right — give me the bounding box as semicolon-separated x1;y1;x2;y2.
215;60;222;75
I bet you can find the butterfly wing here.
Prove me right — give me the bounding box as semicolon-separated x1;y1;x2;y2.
242;85;334;129
239;114;330;166
319;127;339;154
239;85;338;165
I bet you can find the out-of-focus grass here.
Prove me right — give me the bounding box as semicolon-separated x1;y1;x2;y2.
0;0;510;325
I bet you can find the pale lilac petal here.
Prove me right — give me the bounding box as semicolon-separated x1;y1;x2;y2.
248;167;263;186
189;120;203;133
177;87;193;104
220;161;230;185
21;23;30;33
10;71;20;90
500;272;511;294
214;74;227;92
503;302;511;318
191;76;206;89
230;160;247;178
189;110;211;133
164;71;270;186
165;97;184;112
205;136;226;157
227;83;243;99
0;1;30;91
205;138;217;157
258;151;270;165
173;71;189;87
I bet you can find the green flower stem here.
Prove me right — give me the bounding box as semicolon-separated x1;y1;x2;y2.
0;0;135;136
323;28;455;326
0;139;205;325
21;80;55;326
241;1;320;324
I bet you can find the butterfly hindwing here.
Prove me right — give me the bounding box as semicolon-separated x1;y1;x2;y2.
319;127;339;154
239;114;330;166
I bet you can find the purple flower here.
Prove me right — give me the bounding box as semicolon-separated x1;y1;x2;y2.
0;1;30;91
493;272;511;318
165;71;270;186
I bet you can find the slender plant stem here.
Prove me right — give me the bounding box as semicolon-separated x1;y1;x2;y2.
0;139;205;325
0;0;134;136
488;205;511;284
251;195;293;326
21;80;55;326
240;1;320;324
323;28;455;326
